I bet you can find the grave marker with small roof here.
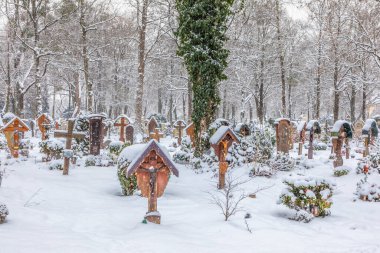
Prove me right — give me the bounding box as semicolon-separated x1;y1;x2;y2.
147;116;159;135
362;119;379;157
88;114;106;155
274;118;291;154
210;126;240;189
37;113;53;140
0;117;29;158
124;140;179;224
306;120;321;159
54;119;86;175
331;120;353;167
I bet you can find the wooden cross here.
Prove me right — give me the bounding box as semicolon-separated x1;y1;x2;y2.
54;120;86;175
114;117;128;142
150;128;162;142
138;151;168;224
218;140;229;189
175;121;184;145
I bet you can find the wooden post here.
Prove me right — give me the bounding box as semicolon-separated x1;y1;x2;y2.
175;121;183;145
333;137;343;168
363;135;369;157
345;138;350;159
308;128;314;159
218;141;228;190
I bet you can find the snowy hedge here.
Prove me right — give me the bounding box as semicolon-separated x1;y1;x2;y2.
355;177;380;202
0;203;9;223
279;176;335;222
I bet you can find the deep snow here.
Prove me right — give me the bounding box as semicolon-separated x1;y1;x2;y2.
1;137;380;253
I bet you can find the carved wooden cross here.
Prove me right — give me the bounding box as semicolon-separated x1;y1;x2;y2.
54;120;86;175
175;121;184;145
114;117;128;142
150;128;162;142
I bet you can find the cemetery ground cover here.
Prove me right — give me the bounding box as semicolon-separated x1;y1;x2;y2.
1;137;380;253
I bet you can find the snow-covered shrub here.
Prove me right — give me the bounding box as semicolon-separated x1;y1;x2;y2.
226;136;256;166
289;210;314;223
72;114;90;155
0;136;7;149
279;176;335;220
355;176;380;202
368;152;380;170
356;160;377;175
0;203;9;223
269;153;295;172
39;138;64;160
173;137;193;164
191;149;219;173
252;128;274;163
304;141;328;151
108;141;131;161
85;153;113;167
48;160;64;170
333;166;351;177
117;167;137;196
250;163;274;177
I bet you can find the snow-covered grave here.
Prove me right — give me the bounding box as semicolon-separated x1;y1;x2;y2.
0;129;380;253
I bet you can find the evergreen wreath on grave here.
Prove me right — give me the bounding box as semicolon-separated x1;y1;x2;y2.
72;114;90;155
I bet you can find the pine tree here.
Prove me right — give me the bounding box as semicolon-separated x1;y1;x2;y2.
175;0;234;155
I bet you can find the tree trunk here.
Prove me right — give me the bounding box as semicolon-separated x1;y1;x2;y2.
80;0;92;113
275;0;286;116
158;88;162;114
350;84;356;122
315;26;323;119
134;0;148;131
187;80;192;122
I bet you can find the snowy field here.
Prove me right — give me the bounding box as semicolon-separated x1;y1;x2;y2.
1;137;380;253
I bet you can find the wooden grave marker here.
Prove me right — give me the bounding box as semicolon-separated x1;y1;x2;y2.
88;114;106;156
297;121;306;155
37;113;53;140
114;115;130;142
234;123;251;137
125;140;179;224
275;118;291;154
147;117;159;135
306;120;321;159
331;120;352;168
0;117;29;158
210;126;240;189
125;125;134;144
54;119;86;175
150;128;163;142
174;120;186;145
362;119;379;157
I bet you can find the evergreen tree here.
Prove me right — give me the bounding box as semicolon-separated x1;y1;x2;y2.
175;0;234;155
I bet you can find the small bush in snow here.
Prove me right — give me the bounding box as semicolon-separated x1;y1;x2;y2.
279;176;335;220
356;161;377;175
173;137;193;164
333;166;351;177
39;138;64;160
355;176;380;202
48;160;64;170
289;210;314;223
227;137;256;166
250;163;274;177
270;153;295;172
368;152;380;170
0;203;9;223
85;153;113;167
108;141;130;156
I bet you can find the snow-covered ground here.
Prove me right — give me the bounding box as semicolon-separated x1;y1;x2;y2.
1;137;380;253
